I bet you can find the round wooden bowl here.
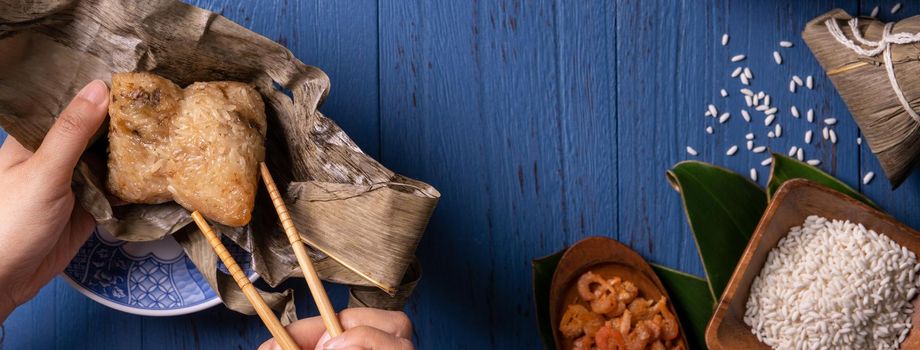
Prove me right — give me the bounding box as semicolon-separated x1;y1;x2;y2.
549;236;688;349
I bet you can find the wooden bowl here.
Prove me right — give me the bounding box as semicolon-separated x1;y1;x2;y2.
706;179;920;349
550;236;688;349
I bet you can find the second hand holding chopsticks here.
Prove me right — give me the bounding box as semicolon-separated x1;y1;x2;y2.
190;211;300;350
260;162;345;337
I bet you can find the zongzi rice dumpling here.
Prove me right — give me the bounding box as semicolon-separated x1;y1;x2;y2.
107;72;266;227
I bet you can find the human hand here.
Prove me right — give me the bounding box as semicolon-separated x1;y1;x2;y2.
0;80;109;321
259;308;414;350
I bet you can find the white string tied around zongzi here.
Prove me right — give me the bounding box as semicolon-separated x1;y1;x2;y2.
826;17;920;123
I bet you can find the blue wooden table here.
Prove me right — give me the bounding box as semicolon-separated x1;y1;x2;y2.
3;0;919;349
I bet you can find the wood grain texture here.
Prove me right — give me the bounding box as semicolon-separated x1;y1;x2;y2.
380;2;553;348
8;0;920;349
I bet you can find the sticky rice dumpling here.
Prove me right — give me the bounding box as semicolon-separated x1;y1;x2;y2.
107;72;181;204
107;72;266;226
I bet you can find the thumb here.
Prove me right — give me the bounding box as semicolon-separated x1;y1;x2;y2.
320;326;413;350
33;80;108;170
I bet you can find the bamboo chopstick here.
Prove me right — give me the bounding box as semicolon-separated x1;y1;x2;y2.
260;162;344;337
190;211;300;350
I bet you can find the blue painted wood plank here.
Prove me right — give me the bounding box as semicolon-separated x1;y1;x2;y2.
379;1;618;348
377;2;491;347
615;0;858;279
555;1;619;248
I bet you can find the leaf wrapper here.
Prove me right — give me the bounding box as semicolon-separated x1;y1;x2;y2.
767;153;878;209
666;161;766;301
0;0;439;314
803;9;920;188
531;250;565;350
652;264;714;350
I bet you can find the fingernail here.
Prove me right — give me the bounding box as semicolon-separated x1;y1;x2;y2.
315;333;331;348
256;339;280;350
76;80;108;107
323;336;344;350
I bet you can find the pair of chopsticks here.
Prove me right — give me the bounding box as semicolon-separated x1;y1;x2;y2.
190;162;343;350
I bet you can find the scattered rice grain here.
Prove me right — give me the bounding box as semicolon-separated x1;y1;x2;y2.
765;114;776;126
731;54;746;62
686;146;698;156
864;171;875;184
732;67;743;78
727;145;739;156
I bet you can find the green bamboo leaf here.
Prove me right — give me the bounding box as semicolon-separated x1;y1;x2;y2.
653;264;714;350
767;153;878;209
532;249;565;350
667;161;767;300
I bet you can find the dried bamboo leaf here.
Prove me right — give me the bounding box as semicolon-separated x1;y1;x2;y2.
0;0;439;312
348;260;421;310
173;225;296;323
804;9;920;188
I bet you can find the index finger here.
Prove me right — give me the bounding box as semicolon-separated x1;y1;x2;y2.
337;308;413;339
259;316;326;350
259;309;413;350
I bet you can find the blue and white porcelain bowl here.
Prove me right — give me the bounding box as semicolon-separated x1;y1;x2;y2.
63;226;255;316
